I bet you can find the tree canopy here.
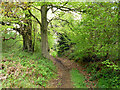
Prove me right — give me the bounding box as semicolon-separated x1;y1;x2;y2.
0;1;119;88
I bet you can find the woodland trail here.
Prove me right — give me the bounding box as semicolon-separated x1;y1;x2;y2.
47;56;97;88
47;56;73;88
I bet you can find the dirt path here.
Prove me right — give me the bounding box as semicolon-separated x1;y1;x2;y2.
47;56;97;88
47;56;73;88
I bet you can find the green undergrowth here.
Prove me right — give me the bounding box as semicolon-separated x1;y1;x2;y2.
84;60;120;88
50;50;57;58
1;49;57;88
70;68;87;88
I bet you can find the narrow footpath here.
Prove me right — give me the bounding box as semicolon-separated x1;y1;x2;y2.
47;56;97;88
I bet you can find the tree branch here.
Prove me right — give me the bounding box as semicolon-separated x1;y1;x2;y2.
31;5;41;11
47;17;54;24
53;18;75;31
28;10;42;27
47;2;68;12
48;4;86;13
17;5;25;10
2;34;17;41
47;12;65;24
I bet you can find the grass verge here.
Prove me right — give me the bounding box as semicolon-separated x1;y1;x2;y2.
70;68;87;88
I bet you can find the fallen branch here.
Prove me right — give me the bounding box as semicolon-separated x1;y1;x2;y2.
2;34;17;41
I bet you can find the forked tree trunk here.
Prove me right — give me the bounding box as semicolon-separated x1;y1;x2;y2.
41;5;50;59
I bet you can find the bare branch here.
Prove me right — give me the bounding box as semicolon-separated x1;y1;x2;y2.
17;5;25;10
2;33;17;41
48;4;86;13
52;8;58;13
28;10;41;27
47;17;54;24
47;12;65;24
47;2;68;12
62;2;69;6
31;5;41;11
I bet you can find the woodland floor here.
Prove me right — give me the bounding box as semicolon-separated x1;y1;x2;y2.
47;56;97;88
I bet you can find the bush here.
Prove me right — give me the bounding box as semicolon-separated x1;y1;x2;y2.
86;60;120;88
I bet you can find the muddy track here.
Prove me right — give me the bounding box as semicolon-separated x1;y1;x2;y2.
48;56;97;88
54;59;73;88
48;56;73;88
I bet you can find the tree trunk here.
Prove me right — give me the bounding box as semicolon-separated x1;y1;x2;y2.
23;35;27;50
22;18;33;52
41;5;50;59
22;34;33;52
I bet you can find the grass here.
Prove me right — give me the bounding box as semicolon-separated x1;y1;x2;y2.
1;49;57;88
70;68;87;88
50;50;57;58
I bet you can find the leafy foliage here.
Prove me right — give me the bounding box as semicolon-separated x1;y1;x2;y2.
57;2;119;88
84;59;120;88
0;1;119;88
66;2;119;62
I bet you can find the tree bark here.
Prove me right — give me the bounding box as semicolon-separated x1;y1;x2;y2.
41;5;50;59
22;34;33;52
22;18;33;52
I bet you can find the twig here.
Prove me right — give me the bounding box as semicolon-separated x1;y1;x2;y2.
2;34;17;41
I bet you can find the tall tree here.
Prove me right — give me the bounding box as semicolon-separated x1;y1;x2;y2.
1;2;86;58
40;5;49;58
28;2;85;59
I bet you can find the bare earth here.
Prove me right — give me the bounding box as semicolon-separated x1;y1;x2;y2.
47;56;97;88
